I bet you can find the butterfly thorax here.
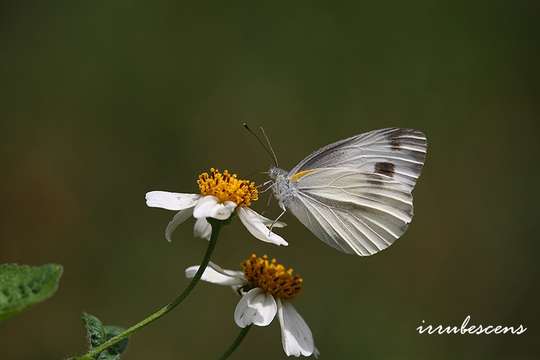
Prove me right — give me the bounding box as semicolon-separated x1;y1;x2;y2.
268;166;295;207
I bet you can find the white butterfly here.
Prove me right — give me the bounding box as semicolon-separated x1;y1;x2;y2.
262;127;427;256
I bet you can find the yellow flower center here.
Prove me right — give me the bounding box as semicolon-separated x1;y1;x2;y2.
197;168;258;207
241;254;303;300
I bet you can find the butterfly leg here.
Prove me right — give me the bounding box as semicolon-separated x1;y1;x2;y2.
258;180;274;193
268;208;287;235
257;180;272;188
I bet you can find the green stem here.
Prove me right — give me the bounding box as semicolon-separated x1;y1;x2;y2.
77;219;224;359
218;325;252;360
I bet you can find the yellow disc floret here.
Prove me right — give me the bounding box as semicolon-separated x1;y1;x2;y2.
197;168;258;207
241;254;303;300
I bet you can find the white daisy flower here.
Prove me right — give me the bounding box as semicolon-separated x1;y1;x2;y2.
186;254;318;358
146;168;287;246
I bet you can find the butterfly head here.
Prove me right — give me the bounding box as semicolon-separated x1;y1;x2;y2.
268;166;287;180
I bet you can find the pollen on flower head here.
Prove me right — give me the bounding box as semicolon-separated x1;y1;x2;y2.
197;168;258;207
241;254;303;300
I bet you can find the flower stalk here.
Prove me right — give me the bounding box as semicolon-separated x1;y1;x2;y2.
218;325;252;360
75;218;225;359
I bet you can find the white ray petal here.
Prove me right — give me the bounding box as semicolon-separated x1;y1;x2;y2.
185;261;246;286
193;217;212;240
277;299;316;357
145;191;200;211
193;196;237;220
234;288;277;327
165;208;193;242
237;207;288;246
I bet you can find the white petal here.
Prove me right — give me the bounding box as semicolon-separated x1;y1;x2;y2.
234;288;277;328
277;299;315;357
193;196;237;220
237;207;288;246
193;218;212;240
146;191;200;211
165;208;193;242
185;261;246;286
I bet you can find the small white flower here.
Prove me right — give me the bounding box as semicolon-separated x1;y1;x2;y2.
185;254;319;358
146;168;287;245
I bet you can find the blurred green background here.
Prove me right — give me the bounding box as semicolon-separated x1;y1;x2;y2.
1;1;538;359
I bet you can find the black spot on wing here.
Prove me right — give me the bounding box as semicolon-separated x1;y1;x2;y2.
388;128;427;156
367;179;385;186
389;129;407;150
390;137;401;151
389;128;412;151
375;162;395;177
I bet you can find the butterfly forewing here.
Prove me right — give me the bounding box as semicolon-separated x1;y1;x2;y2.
288;128;427;192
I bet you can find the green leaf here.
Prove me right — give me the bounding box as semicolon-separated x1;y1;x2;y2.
82;313;106;348
0;263;63;321
103;325;129;355
81;313;129;359
97;352;121;360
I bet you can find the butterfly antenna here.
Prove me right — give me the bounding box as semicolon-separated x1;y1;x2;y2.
259;126;279;167
243;123;277;166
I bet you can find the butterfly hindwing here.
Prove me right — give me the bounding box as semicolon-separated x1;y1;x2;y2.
286;168;414;256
